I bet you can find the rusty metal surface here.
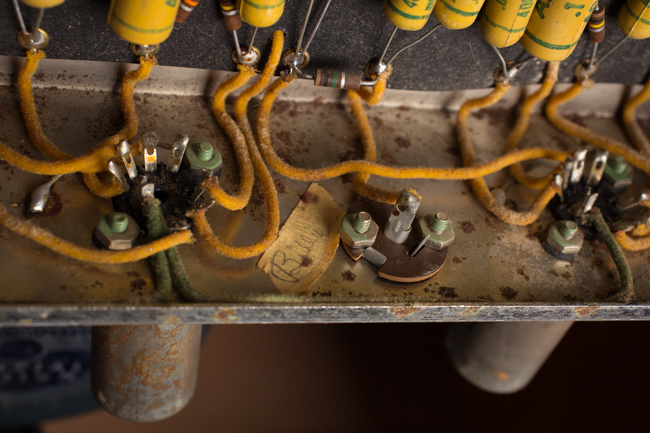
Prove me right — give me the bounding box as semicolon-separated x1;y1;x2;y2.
1;57;650;324
91;324;201;422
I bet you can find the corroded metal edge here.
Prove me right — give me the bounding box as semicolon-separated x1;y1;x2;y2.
0;303;649;325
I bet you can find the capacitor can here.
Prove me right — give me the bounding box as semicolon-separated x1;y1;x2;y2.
383;0;436;31
520;0;597;61
480;0;537;47
434;0;487;29
618;0;650;40
237;0;285;28
108;0;181;45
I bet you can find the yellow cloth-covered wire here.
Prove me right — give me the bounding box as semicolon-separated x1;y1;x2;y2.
505;61;561;190
16;50;155;197
190;31;284;259
614;230;650;251
458;81;561;225
348;88;400;204
202;64;257;210
0;143;118;175
0;203;193;264
546;80;650;176
622;75;650;156
257;78;568;181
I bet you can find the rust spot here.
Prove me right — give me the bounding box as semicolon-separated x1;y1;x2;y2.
274;178;286;194
300;191;319;204
276;130;292;147
272;100;290;114
23;186;63;219
389;307;422;318
499;286;518;300
484;216;500;229
438;286;458;298
462;306;482;315
213;308;239;323
548;269;559;277
459;220;476;234
380;145;398;164
574;304;599;317
395;137;411;149
561;272;572;281
300;257;312;267
130;279;146;293
517;266;530;282
341;270;356;282
452;257;463;264
492;370;510;381
312;290;332;296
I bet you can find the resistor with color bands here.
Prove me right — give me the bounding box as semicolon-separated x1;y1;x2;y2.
314;70;362;91
176;0;200;23
383;0;437;31
20;0;64;8
587;2;605;42
237;0;285;28
220;0;242;31
619;0;650;40
108;0;181;45
480;0;537;48
434;0;486;30
519;0;597;61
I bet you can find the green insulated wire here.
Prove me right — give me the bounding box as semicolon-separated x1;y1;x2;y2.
143;197;173;302
589;207;635;303
143;196;203;302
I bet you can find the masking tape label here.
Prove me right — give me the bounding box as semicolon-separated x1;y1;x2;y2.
257;183;345;295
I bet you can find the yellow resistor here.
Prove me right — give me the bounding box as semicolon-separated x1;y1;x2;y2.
619;0;650;39
237;0;285;28
480;0;538;47
434;0;486;29
20;0;64;7
108;0;181;45
520;0;597;61
383;0;437;31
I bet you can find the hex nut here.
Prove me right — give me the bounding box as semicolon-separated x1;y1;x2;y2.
546;221;584;255
184;142;223;181
417;214;455;251
94;213;140;251
603;156;633;191
339;213;379;249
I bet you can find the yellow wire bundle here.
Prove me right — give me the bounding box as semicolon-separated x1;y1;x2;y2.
457;81;561;225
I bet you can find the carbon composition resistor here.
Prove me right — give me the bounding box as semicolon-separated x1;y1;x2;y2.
108;0;181;45
220;0;242;31
314;70;363;91
434;0;486;29
20;0;63;7
237;0;285;28
176;0;200;23
619;0;650;39
519;0;597;61
383;0;436;31
587;2;605;42
480;0;538;48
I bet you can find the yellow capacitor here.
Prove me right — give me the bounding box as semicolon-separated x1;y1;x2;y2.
237;0;285;28
383;0;436;31
434;0;486;29
108;0;181;45
520;0;597;61
20;0;64;7
619;0;650;40
480;0;537;47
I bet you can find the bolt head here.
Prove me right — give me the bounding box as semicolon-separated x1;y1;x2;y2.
184;142;223;181
417;214;455;251
94;213;140;250
603;158;633;191
546;221;584;255
339;213;378;249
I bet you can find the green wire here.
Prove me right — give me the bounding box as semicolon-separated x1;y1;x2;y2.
589;207;635;303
